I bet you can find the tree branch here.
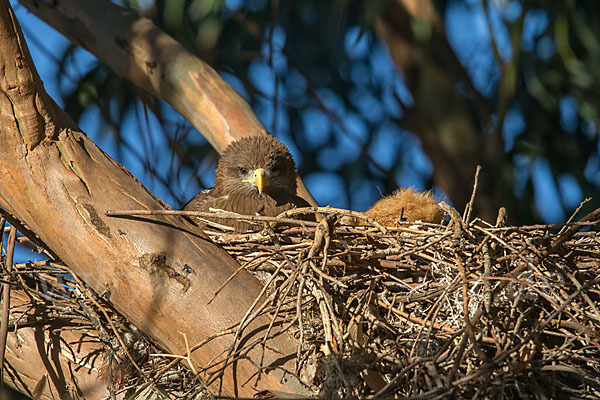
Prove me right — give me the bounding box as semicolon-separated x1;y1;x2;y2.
18;0;317;207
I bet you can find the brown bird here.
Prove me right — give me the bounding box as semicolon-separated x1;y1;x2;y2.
183;135;311;231
365;188;444;225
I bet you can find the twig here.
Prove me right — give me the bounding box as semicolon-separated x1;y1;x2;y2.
105;208;320;228
151;332;198;374
376;299;454;334
463;165;481;224
0;226;16;382
545;207;600;255
559;197;591;234
68;271;146;379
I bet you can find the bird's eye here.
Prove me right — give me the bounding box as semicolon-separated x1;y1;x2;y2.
239;167;248;175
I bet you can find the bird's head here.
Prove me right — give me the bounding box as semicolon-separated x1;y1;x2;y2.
215;136;299;198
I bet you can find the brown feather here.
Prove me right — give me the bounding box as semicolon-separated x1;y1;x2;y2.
365;188;443;225
183;136;312;231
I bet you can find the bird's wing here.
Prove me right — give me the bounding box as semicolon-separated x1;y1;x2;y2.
183;188;314;231
286;194;314;220
263;192;313;220
182;188;226;211
290;194;311;209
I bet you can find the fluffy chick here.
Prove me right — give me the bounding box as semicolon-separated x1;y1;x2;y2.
365;188;443;225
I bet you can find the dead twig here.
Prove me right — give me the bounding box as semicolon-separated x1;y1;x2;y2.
0;225;16;382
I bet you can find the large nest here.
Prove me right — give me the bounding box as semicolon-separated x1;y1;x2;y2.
200;205;600;399
5;203;600;399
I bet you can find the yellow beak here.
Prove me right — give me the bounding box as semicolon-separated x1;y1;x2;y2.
243;168;268;194
253;168;265;194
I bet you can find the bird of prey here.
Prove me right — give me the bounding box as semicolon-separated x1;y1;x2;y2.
365;188;443;225
183;135;311;231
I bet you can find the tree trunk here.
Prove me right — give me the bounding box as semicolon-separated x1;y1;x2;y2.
0;1;308;397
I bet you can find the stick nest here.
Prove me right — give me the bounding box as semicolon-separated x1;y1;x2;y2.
202;205;600;399
6;204;600;399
